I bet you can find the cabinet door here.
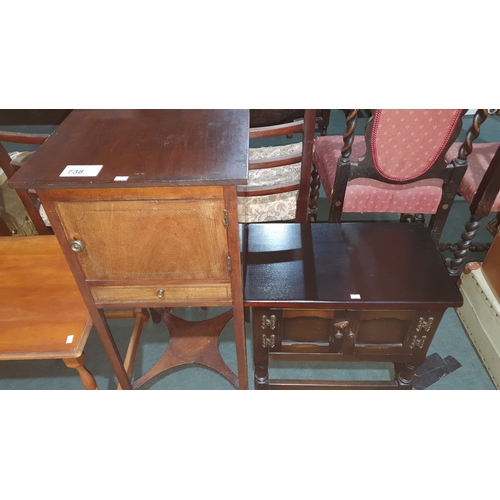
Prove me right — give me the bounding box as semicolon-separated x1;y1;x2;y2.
348;309;441;358
55;198;230;282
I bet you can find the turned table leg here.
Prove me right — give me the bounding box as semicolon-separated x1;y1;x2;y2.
395;363;417;390
63;353;98;390
252;310;270;390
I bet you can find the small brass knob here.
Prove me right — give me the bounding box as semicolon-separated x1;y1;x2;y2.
157;289;165;298
69;240;85;253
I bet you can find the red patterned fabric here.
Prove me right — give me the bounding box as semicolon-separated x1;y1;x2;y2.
371;109;463;181
313;135;366;202
446;141;500;211
313;134;443;214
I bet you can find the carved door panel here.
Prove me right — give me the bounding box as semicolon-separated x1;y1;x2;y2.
276;309;336;353
54;198;230;282
347;309;441;357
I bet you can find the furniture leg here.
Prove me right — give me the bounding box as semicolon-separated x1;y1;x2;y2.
232;302;249;390
132;308;238;389
104;308;150;390
394;362;416;390
308;165;321;222
91;309;132;390
63;353;98;390
449;216;482;275
252;312;270;390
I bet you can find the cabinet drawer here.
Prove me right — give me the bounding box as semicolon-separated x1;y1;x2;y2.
91;283;232;305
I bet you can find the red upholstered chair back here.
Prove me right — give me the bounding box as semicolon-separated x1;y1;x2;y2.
310;109;469;246
369;109;463;182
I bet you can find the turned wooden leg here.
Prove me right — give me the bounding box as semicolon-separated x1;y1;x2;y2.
308;165;321;222
394;362;416;390
252;310;270;390
448;217;481;276
63;353;98;390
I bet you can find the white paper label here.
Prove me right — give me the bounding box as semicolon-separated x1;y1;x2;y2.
350;294;361;300
66;335;74;344
60;165;103;177
114;176;129;181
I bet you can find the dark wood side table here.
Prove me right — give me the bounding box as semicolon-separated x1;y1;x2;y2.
9;110;249;390
243;222;463;389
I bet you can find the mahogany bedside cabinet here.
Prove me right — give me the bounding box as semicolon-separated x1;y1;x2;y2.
243;222;463;389
9;110;249;390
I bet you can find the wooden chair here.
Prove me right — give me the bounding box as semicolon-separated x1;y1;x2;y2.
0;129;54;235
0;111;73;235
441;109;500;275
309;109;469;246
237;109;316;223
0;234;150;389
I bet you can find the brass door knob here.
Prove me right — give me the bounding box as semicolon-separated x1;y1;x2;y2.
157;289;165;298
69;240;85;253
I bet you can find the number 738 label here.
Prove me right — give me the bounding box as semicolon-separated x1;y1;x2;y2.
60;165;103;177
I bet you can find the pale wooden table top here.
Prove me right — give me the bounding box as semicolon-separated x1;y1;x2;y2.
0;235;91;359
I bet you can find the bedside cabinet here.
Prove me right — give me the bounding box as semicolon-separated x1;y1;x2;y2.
9;110;249;389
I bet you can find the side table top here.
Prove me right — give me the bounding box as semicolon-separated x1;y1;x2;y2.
0;235;91;359
243;222;463;309
9;109;249;189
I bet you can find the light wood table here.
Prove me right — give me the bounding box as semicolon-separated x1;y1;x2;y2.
9;110;249;390
0;235;96;389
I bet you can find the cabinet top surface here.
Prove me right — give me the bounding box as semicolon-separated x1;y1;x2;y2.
243;222;463;308
9;109;249;189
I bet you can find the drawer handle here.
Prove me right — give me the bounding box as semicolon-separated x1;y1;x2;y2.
69;240;85;253
157;289;165;298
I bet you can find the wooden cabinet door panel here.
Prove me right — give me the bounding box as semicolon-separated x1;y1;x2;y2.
55;198;230;281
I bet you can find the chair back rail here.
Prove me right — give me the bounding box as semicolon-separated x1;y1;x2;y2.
238;110;316;223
